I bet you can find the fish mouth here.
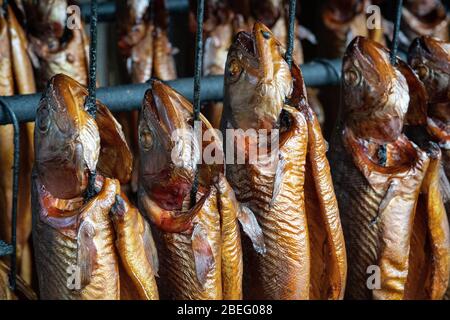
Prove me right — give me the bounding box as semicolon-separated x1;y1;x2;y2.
234;31;256;57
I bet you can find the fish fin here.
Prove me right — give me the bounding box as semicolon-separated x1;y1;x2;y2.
396;60;428;126
143;220;159;277
238;205;266;255
419;146;450;299
438;165;450;204
76;220;97;288
191;223;214;288
95;103;133;184
303;106;347;300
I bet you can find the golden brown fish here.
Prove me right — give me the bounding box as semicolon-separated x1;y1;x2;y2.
408;36;450;299
32;74;157;300
318;0;385;59
0;3;36;284
401;0;449;47
138;79;264;300
222;22;346;300
0;261;37;300
190;0;235;129
24;0;89;88
329;36;450;300
152;0;177;81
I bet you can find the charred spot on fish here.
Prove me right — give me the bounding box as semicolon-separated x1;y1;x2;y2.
110;194;126;218
378;144;387;167
279;109;291;132
261;30;271;40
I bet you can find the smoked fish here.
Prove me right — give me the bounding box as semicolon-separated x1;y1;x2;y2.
222;22;346;300
32;74;157;300
329;36;450;300
138;79;264;300
408;36;450;299
0;3;36;284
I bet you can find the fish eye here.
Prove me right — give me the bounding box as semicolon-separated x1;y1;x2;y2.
414;64;429;80
37;107;51;133
140;127;153;151
227;59;243;82
344;69;361;87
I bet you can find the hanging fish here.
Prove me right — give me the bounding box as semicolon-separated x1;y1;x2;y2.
0;2;37;285
32;74;157;300
401;0;449;48
189;0;234;129
329;36;450;300
222;22;346;300
407;36;450;299
117;0;154;83
152;0;177;81
0;261;37;300
318;0;384;59
24;0;90;88
138;79;264;300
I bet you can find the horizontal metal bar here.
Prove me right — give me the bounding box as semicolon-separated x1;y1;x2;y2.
81;0;189;22
0;59;342;125
0;240;13;257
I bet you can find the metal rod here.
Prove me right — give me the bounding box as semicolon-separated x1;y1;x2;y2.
390;0;403;65
285;0;297;68
0;59;342;125
86;0;98;118
190;0;205;206
81;0;189;22
0;99;19;291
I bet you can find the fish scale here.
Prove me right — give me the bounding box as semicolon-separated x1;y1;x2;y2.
331;138;383;299
232;109;309;300
156;188;223;300
32;178;121;300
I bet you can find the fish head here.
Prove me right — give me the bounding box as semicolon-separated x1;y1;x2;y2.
24;0;68;40
405;0;439;16
342;36;410;143
34;74;100;199
224;22;293;131
408;36;450;104
139;79;198;210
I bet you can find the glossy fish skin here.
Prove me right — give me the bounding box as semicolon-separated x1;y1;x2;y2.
138;80;256;300
152;0;177;81
408;36;450;299
117;0;154;83
33;175;122;300
34;75;100;200
402;0;449;45
0;261;37;300
32;74;156;300
25;0;89;88
223;22;346;300
138;80;222;299
330;36;449;299
223;23;293;131
110;193;159;300
0;4;37;284
318;0;383;59
408;36;449;105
